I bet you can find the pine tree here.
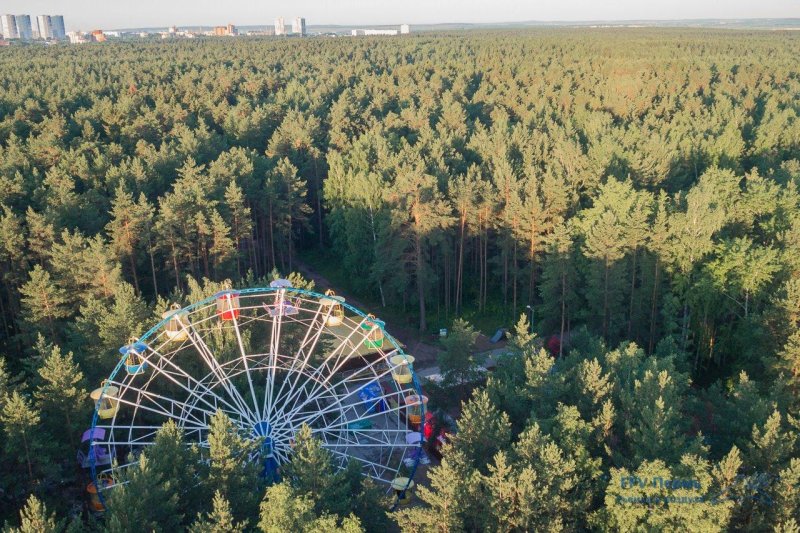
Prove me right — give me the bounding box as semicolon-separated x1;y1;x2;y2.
264;158;311;273
597;456;733;531
438;318;479;386
147;420;204;521
1;391;41;486
24;207;55;267
448;168;481;314
18;265;70;341
539;224;579;353
386;162;453;331
105;452;183;533
282;424;350;516
106;184;152;294
209;210;235;277
579;179;633;340
483;451;550;532
258;483;316;533
451;390;511;470
207;410;261;521
190;491;247;533
394;446;484;532
34;344;86;450
72;281;149;381
5;494;61;533
222;181;253;278
745;410;797;475
258;482;362;533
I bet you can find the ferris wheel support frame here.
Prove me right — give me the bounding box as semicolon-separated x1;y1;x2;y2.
88;286;426;510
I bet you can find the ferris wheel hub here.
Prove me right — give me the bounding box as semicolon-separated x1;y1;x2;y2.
252;420;272;437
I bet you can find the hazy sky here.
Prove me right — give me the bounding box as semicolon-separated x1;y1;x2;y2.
3;0;799;31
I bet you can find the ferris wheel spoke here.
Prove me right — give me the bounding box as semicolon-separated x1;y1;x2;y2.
107;382;218;428
264;296;327;422
117;376;249;427
262;290;286;424
314;427;414;448
273;316;373;426
139;343;254;424
185;320;256;420
309;395;416;434
273;344;400;429
230;313;261;417
321;447;400;483
273;385;409;438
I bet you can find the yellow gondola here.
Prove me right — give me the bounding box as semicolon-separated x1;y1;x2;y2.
90;382;119;420
391;477;415;505
162;303;188;342
320;289;345;327
390;355;415;384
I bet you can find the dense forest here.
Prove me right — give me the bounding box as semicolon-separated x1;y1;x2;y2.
0;28;799;531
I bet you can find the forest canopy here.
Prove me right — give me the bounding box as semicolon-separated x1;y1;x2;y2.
0;28;799;531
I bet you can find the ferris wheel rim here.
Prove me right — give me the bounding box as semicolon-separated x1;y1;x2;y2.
88;285;425;510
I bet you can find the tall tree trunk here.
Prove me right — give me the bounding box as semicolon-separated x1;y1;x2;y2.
478;218;484;312
314;157;323;248
233;216;242;278
416;233;426;332
170;238;180;289
0;284;9;339
560;266;566;358
482;223;488;311
627;247;638;340
288;215;294;272
368;205;386;308
147;230;158;295
456;213;465;314
503;240;508;310
512;237;518;317
268;201;276;272
22;431;33;485
648;256;660;353
603;256;610;339
128;252;140;295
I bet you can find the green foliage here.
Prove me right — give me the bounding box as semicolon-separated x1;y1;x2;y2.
105;452;183;533
438;318;479;385
4;494;61;533
0;28;798;531
190;491;247;533
257;483;363;533
206;410;262;521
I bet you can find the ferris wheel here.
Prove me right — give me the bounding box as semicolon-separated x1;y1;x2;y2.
83;281;425;510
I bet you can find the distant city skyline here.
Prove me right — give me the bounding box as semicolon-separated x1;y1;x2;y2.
1;0;798;31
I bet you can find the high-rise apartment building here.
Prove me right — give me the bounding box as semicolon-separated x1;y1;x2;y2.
15;15;33;39
292;17;306;36
0;15;19;39
36;15;52;40
274;17;286;36
51;15;66;39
